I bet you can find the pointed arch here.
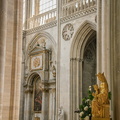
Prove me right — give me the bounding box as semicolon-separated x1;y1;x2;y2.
27;31;56;54
70;21;96;120
70;20;96;58
26;71;41;86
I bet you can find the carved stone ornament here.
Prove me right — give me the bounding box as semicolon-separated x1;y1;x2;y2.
58;106;64;120
62;23;74;41
31;54;43;70
33;57;40;68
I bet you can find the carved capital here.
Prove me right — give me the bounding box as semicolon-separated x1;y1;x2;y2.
42;88;49;92
77;58;84;62
24;85;33;93
49;88;56;93
70;58;77;61
70;58;84;62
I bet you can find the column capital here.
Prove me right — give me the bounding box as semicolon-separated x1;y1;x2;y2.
70;58;83;62
24;85;33;93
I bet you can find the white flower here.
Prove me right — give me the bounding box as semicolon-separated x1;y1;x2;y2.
89;86;92;91
79;111;84;117
86;99;90;102
85;116;89;120
84;106;88;111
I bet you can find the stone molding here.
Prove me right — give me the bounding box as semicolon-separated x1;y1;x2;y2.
25;20;57;35
23;6;96;35
49;88;56;93
60;6;97;24
70;58;84;62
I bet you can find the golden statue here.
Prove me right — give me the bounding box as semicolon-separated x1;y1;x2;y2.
92;73;110;120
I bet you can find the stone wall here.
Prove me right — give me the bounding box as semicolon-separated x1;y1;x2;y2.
0;0;23;120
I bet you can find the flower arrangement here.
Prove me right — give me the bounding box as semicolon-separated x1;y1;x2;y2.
75;86;94;120
75;85;112;120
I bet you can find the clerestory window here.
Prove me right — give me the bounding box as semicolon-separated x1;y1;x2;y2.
39;0;56;14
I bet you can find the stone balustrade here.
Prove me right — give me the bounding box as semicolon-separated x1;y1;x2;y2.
27;8;57;29
26;0;97;29
61;0;97;17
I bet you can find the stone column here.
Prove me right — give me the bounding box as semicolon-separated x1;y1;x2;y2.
97;0;102;75
70;58;77;120
29;0;33;17
24;86;33;120
110;0;120;119
0;0;7;119
49;88;56;120
24;0;28;29
26;0;30;18
97;0;111;86
56;0;62;119
26;0;31;28
101;0;110;86
35;0;40;15
42;89;49;120
19;32;26;120
0;0;23;120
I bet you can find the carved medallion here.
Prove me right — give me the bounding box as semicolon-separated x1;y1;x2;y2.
62;23;74;40
33;57;40;68
31;54;43;70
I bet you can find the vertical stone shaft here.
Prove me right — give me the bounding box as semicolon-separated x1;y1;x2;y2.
42;90;49;120
97;0;110;86
0;0;23;120
101;0;110;86
0;0;7;119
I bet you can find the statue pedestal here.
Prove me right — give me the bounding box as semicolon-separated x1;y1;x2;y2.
92;118;110;120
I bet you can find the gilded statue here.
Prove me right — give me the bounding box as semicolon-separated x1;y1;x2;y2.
92;73;110;120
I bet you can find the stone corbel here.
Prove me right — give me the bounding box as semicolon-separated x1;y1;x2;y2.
40;83;49;92
41;88;49;92
24;85;33;93
49;88;56;93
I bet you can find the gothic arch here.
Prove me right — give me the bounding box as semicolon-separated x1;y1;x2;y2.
70;21;96;120
27;31;56;54
25;31;57;74
24;72;42;120
26;71;41;86
70;20;96;58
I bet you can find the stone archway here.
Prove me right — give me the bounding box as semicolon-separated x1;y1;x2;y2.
24;73;42;120
70;21;96;120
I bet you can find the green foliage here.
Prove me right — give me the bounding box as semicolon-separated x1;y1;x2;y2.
76;86;112;119
78;90;94;119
